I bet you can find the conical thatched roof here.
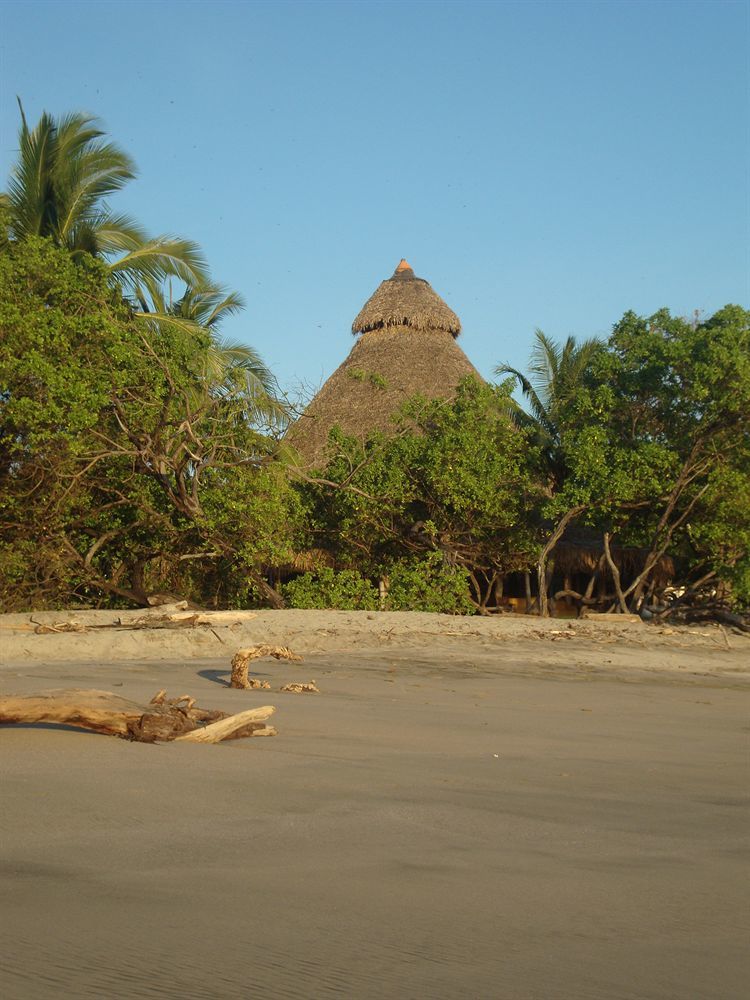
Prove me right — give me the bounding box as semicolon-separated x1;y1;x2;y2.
352;259;461;337
288;261;481;467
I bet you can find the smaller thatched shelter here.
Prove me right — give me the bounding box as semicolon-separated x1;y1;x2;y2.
287;260;482;467
552;539;676;589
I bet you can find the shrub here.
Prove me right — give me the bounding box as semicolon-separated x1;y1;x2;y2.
384;553;475;615
282;568;379;610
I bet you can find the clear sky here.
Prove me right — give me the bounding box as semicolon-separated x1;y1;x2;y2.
1;0;748;399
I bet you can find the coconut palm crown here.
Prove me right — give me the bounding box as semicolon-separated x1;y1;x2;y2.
139;278;288;434
1;101;207;293
496;330;603;486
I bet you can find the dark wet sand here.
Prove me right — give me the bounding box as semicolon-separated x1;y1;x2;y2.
1;648;748;999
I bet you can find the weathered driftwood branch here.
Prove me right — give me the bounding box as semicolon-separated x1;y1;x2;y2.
31;609;258;635
230;645;303;689
0;689;276;744
280;680;320;694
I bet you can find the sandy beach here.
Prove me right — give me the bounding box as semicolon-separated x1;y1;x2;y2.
1;609;748;999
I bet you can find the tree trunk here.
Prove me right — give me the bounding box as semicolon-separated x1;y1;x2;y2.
523;571;533;613
536;506;586;618
603;532;628;613
547;559;556;616
251;573;286;609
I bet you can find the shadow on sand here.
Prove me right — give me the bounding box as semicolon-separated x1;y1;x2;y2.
0;722;106;736
197;668;232;688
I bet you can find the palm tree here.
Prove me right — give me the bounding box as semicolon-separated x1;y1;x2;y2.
497;330;603;615
141;279;289;434
3;102;207;292
4;103;289;435
496;329;603;487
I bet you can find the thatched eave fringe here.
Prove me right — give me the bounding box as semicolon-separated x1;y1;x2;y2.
552;540;676;584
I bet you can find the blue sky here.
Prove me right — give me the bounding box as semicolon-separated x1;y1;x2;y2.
1;0;748;399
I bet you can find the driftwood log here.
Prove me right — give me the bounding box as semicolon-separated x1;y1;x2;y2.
230;645;303;689
29;609;258;635
0;689;276;744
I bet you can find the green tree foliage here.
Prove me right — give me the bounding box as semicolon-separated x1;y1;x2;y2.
505;306;750;612
282;569;379;611
282;555;475;615
1;104;282;428
0;238;300;610
296;378;541;611
384;553;474;614
581;305;750;607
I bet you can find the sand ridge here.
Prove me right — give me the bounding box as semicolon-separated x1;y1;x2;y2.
1;607;748;687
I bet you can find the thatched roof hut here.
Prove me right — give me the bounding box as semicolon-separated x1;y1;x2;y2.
288;260;481;467
553;538;676;588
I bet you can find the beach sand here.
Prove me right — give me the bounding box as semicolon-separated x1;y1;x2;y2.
1;610;748;999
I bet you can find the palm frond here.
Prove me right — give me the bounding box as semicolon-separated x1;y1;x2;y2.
527;329;561;411
7;110;59;238
5;106;205;297
554;336;603;409
134;309;210;345
496;329;603;487
235;367;290;433
106;234;208;290
173;284;246;328
88;210;149;254
494;360;556;438
55;137;136;243
204;337;276;390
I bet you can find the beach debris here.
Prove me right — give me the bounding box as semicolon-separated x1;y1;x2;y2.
230;645;303;690
580;612;641;623
32;620;88;634
146;595;199;608
28;609;258;636
280;680;320;694
0;689;276;744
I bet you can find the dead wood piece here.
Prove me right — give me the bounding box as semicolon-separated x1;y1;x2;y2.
0;689;277;744
194;610;258;625
33;621;87;634
230;644;303;689
126;613;203;630
175;705;276;743
280;680;320;694
580;611;641;623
